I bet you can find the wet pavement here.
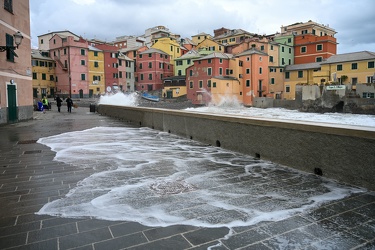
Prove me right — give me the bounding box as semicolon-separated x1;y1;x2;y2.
0;107;375;250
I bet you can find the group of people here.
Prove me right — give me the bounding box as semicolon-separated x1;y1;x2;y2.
55;96;74;113
39;96;74;113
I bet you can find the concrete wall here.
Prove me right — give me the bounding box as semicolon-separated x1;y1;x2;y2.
98;104;375;190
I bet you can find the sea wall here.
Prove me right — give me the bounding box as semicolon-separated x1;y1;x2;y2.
98;104;375;190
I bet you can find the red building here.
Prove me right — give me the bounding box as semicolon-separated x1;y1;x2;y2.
91;43;120;91
294;34;337;64
136;48;174;91
186;52;232;105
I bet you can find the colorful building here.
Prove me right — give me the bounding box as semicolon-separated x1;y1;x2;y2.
195;38;224;53
236;48;270;105
174;49;202;76
186;52;233;105
281;20;337;64
49;35;89;98
31;49;56;99
283;62;321;100
151;37;182;63
213;28;255;46
0;0;32;124
136;48;174;91
162;76;186;99
88;45;105;97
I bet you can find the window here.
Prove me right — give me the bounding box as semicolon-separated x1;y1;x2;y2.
139;54;143;58
213;82;216;88
367;76;374;83
94;61;99;67
260;45;264;51
351;63;358;70
298;71;303;78
178;70;182;76
289;48;292;53
94;51;98;56
187;59;191;64
259;67;262;74
288;38;292;43
352;78;358;85
32;72;37;79
64;48;67;55
176;61;182;66
270;45;274;50
363;92;375;98
41;73;46;80
199;80;203;88
207;68;212;76
189;81;193;88
148;53;152;58
368;61;374;68
81;60;85;65
286;85;290;93
282;58;285;65
219;68;223;75
301;46;306;53
271;78;275;84
317;44;323;51
239;60;243;66
81;74;86;80
246;80;250;87
316;57;322;62
189;70;193;76
4;0;13;13
246;68;250;74
259;57;262;62
219;59;223;64
208;59;212;64
148;74;152;80
140;74;144;80
81;49;85;55
337;64;343;71
207;80;211;87
282;46;285;52
285;72;290;79
5;33;15;62
139;63;142;69
49;75;54;81
269;56;274;62
148;62;152;68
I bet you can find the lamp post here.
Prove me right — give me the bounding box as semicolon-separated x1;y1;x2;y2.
0;31;24;57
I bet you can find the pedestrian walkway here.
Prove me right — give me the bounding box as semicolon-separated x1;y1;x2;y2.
0;107;374;249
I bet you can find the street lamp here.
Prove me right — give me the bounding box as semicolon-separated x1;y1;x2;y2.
0;31;24;56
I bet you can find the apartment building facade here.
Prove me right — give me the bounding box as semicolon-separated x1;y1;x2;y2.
31;49;56;99
0;0;32;124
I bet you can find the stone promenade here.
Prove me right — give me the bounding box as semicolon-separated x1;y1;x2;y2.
0;106;374;249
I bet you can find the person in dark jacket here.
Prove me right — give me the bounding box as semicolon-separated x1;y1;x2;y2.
66;96;73;113
56;95;63;112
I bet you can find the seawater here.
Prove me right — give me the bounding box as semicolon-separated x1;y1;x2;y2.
37;126;364;228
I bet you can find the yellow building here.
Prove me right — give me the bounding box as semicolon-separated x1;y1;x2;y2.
191;32;212;45
213;28;254;46
210;76;242;105
283;62;321;100
320;51;375;86
151;37;181;63
196;38;224;53
88;45;105;97
31;49;56;99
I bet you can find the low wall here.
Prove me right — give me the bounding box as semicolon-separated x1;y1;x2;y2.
98;104;375;190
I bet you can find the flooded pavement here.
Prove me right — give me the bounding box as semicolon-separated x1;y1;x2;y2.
0;107;374;249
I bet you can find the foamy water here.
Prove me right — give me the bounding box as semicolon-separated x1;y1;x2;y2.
37;126;364;228
97;92;375;127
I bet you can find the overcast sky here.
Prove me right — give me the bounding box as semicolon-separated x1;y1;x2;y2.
30;0;375;54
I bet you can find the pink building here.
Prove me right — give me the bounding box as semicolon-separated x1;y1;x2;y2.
236;48;270;106
49;35;89;98
186;53;232;105
136;48;174;91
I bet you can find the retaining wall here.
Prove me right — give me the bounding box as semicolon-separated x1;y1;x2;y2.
98;104;375;190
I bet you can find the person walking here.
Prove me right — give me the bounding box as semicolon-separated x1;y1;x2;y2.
66;96;73;113
56;95;63;112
